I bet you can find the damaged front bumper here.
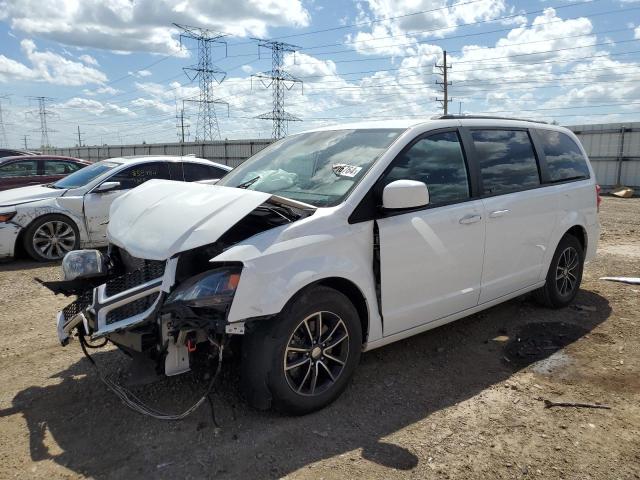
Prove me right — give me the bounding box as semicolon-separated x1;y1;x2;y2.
0;222;21;260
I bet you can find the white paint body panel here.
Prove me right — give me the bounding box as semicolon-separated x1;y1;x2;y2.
107;181;271;260
377;200;485;336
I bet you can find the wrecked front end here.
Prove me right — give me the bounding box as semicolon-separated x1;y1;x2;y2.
51;189;312;378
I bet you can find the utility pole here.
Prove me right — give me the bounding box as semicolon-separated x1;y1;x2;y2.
22;134;29;150
0;94;10;148
76;125;84;147
174;23;229;141
251;39;303;139
436;50;452;116
26;96;57;151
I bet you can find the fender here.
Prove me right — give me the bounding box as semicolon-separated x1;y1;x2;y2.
214;216;384;344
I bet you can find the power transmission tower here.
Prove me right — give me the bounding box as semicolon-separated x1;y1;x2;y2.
26;96;57;151
175;101;191;143
76;125;84;147
251;39;303;139
174;23;228;141
435;50;452;115
0;94;10;148
22;134;29;150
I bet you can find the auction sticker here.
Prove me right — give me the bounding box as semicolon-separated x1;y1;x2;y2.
332;164;362;177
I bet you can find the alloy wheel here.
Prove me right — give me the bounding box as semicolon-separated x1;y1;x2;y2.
32;220;76;260
555;246;579;296
283;311;350;396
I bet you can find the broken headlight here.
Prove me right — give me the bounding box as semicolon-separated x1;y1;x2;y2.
62;249;107;281
165;265;241;308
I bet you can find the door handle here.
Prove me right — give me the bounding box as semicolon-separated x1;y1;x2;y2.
459;214;482;224
489;209;510;218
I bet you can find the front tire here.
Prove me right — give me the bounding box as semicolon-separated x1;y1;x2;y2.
241;285;362;415
23;214;80;262
534;234;584;308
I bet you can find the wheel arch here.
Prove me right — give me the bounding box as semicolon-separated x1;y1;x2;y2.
565;224;587;252
21;212;82;256
280;276;371;345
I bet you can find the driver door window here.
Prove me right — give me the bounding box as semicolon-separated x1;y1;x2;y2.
382;131;470;205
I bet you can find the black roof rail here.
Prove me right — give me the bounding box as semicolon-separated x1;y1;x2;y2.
432;114;549;125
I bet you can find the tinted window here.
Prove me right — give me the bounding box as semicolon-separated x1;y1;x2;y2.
472;130;540;195
537;130;590;182
43;160;83;175
183;162;228;182
0;160;38;177
110;162;170;190
383;131;469;204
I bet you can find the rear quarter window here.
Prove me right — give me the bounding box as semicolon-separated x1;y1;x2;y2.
537;129;590;182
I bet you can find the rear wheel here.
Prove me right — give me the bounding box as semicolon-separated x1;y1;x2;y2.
241;286;362;415
534;234;584;308
23;214;80;262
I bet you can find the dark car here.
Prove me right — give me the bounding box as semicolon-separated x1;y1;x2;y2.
0;148;40;159
0;155;90;191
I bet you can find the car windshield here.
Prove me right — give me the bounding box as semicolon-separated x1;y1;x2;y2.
52;160;120;189
216;128;404;206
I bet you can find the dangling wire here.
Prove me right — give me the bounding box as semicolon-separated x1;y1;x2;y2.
79;333;224;421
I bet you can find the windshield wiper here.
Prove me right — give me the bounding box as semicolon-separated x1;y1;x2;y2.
236;176;261;189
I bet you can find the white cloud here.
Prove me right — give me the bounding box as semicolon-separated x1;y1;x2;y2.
82;86;122;96
131;97;174;113
0;39;107;85
0;0;310;55
635;25;640;39
57;97;135;116
79;54;99;66
137;69;152;77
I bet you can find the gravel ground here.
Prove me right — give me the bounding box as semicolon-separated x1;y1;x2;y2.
0;196;638;479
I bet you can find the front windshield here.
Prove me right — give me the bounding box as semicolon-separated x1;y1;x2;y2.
53;160;120;189
217;128;404;206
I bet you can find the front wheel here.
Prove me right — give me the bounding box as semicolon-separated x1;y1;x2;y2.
241;286;362;415
534;234;584;308
23;214;80;262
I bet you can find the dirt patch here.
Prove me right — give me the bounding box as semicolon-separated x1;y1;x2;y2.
0;197;639;479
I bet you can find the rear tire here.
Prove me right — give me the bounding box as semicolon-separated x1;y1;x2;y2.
241;285;362;415
534;234;584;308
23;214;80;262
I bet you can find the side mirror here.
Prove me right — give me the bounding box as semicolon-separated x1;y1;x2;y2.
94;181;121;193
382;180;429;210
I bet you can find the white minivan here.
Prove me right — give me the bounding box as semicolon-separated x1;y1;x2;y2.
53;116;599;414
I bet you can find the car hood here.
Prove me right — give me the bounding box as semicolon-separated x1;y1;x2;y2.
0;185;65;207
108;180;273;260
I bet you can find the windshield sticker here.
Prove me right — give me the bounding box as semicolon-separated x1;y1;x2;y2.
332;164;362;178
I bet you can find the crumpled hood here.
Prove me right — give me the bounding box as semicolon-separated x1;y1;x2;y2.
108;180;271;260
0;185;65;207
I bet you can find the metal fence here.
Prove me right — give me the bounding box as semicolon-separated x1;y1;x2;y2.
46;122;640;188
568;122;640;188
46;139;274;168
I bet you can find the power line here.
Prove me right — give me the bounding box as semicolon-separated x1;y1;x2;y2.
251;39;303;139
174;23;229;141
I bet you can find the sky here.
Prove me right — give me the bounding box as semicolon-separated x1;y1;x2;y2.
0;0;639;148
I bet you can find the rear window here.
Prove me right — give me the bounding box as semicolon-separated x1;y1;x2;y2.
183;162;228;182
471;129;540;195
537;130;590;182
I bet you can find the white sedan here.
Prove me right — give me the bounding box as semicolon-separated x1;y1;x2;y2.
0;155;231;261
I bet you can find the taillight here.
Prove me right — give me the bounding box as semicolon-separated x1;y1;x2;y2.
595;184;602;212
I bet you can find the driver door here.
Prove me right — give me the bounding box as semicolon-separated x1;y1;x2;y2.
376;130;486;336
83;162;170;245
